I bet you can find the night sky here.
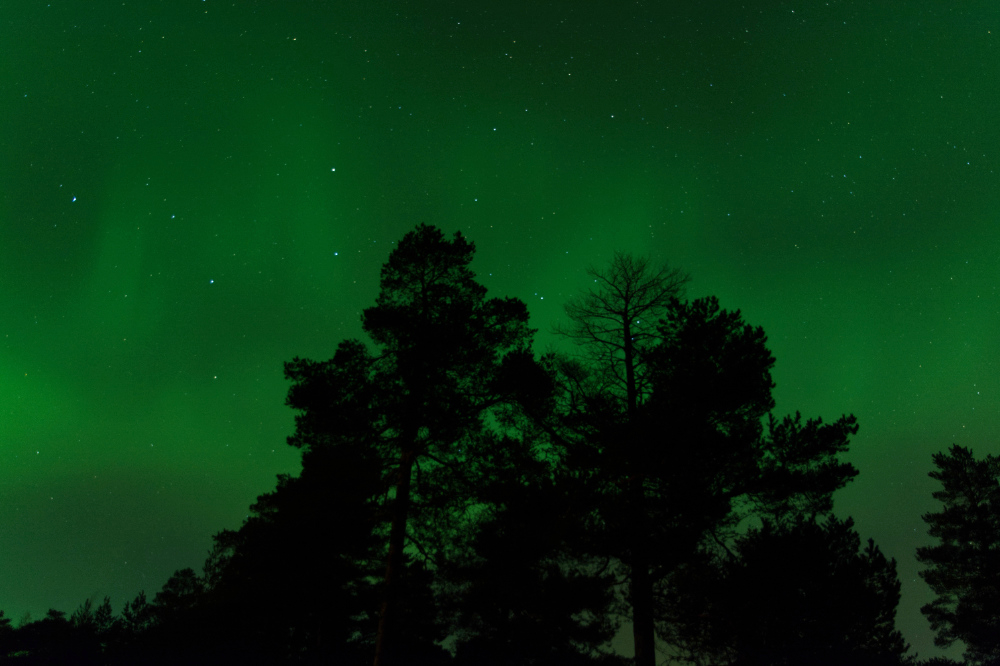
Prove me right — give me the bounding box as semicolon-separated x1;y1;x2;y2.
2;1;996;659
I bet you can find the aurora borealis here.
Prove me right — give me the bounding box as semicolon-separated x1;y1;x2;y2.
2;0;997;659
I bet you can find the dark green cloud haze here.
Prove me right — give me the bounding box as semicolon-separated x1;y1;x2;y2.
2;1;997;658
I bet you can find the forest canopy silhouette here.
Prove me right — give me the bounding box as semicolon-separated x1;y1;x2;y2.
2;224;987;665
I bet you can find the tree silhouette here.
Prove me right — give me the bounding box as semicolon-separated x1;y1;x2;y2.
552;252;690;665
82;376;391;664
556;252;691;417
649;298;859;657
113;590;155;659
0;609;12;644
918;444;1000;665
437;429;626;665
0;239;891;665
201;349;390;662
552;255;860;665
110;337;395;664
664;516;909;665
358;224;535;665
261;224;537;665
81;225;534;664
8;607;107;665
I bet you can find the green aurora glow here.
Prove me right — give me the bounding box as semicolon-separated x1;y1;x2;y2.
3;1;998;659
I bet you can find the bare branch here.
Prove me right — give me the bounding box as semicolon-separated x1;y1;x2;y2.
555;252;690;409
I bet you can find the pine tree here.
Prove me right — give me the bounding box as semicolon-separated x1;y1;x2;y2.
665;516;910;665
440;430;625;665
918;444;1000;665
552;258;860;664
360;224;535;665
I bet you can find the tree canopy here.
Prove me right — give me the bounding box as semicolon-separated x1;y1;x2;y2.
550;271;861;666
0;228;915;666
918;444;1000;665
663;515;909;665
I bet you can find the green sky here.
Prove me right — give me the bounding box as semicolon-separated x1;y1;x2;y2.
2;0;997;658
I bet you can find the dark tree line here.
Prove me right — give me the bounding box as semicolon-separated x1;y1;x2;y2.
3;223;966;665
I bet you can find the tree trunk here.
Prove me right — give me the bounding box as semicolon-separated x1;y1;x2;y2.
622;317;637;419
373;442;417;666
623;317;654;665
630;477;655;666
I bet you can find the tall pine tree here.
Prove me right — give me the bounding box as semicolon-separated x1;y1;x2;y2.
359;224;535;664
